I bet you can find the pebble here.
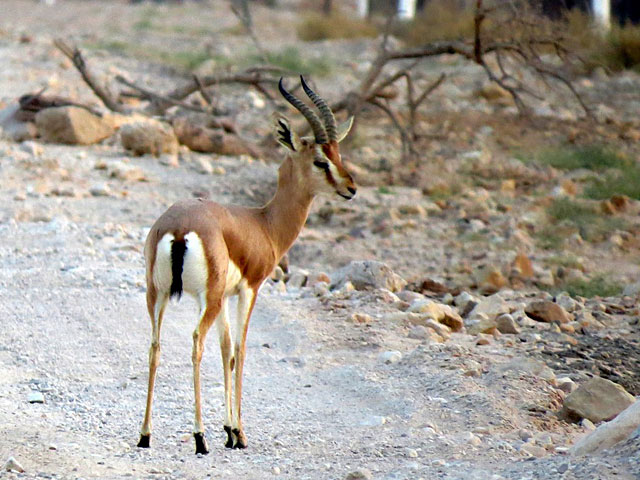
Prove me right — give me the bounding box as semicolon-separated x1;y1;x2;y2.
2;457;25;473
345;469;373;480
27;391;45;403
273;466;281;474
89;183;112;197
407;448;419;458
378;351;402;364
360;415;386;427
520;442;547;457
496;313;520;334
350;313;372;324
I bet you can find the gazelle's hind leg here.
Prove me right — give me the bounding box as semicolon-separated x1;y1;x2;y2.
138;288;169;448
192;294;223;455
214;299;235;448
231;287;257;449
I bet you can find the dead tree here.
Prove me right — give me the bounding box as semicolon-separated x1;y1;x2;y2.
329;0;592;160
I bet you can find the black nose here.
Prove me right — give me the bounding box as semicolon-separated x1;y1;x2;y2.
347;187;357;195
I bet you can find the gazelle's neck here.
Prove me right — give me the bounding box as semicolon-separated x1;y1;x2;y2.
262;157;314;260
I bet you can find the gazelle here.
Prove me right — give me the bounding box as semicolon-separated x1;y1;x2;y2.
137;76;357;453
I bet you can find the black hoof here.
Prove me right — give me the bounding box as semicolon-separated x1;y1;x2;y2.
194;432;209;455
224;425;234;449
137;434;151;448
232;428;247;449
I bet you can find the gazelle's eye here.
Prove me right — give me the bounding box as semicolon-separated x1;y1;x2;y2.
313;159;329;170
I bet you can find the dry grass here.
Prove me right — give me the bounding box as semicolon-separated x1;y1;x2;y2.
297;11;378;42
396;0;476;46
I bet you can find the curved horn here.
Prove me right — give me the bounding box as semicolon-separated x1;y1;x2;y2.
278;78;328;144
300;75;337;142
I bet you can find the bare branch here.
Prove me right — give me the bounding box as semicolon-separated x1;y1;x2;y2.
53;39;127;113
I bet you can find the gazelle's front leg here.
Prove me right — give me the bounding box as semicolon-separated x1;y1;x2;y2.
138;288;169;449
230;286;257;449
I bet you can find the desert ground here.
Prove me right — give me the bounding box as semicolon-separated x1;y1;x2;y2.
0;1;639;479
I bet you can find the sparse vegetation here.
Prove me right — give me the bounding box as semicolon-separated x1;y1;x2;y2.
554;275;623;298
532;145;630;171
584;167;640;200
256;47;333;76
545;197;627;243
395;0;476;46
565;9;640;72
297;11;378;41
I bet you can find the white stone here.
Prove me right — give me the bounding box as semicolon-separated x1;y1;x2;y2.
27;391;45;403
572;401;640;455
378;351;402;364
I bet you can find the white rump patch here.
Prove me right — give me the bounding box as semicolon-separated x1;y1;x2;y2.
181;232;209;297
152;233;174;294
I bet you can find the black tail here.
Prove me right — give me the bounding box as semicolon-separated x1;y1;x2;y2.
170;237;187;300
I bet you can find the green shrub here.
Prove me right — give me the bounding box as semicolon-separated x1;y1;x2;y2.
555;275;623;298
546;197;627;242
256;47;333;76
534;145;629;171
396;0;476;46
584;167;640;200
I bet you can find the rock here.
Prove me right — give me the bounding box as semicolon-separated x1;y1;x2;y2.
512;252;534;278
497;358;555;384
193;157;213;174
623;282;640;297
2;456;25;473
350;313;372;324
474;264;507;293
408;325;444;342
0;103;38;141
89;182;113;197
476;333;493;345
476;82;512;105
27;391;45;403
345;468;373;480
120;120;178;156
561;377;635;423
35;106;114;145
557;377;577;394
466;313;497;335
496;313;520;334
359;415;386;427
378;351;402;364
330;260;406;293
407;299;463;332
555;292;580;312
520;442;547;457
571;400;640;456
287;270;308;289
108;161;145;182
525;300;571;324
172;116;258;156
467;294;509;320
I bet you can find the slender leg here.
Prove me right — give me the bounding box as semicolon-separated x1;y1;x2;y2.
138;289;169;448
215;299;235;448
192;298;221;455
231;287;257;449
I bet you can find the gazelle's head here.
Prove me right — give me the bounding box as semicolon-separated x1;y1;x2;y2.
274;76;357;200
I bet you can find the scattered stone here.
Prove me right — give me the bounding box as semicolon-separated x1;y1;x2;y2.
407;299;463;332
408;325;443;342
350;313;372;324
466;313;497;335
467;294;509;320
520;442;547;457
476;333;493;345
108;161;145;182
120;120;178;156
359;415;386;427
525;300;571;324
561;377;635;423
474;264;507;293
172;116;258;156
555;292;580;313
378;351;402;364
454;291;477;310
556;377;577;394
193;157;214;174
27;391;45;403
330;260;406;293
476;82;512;105
2;457;25;473
512;252;534;278
19;140;43;157
497;358;555;384
35;106;114;145
622;282;640;297
287;270;308;289
89;182;113;197
345;468;373;480
496;313;520;334
571;400;640;456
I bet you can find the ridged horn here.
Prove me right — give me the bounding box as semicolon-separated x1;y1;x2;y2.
278;77;328;144
300;75;337;142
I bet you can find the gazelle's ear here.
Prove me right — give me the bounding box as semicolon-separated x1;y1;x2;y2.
336;116;354;143
273;114;301;152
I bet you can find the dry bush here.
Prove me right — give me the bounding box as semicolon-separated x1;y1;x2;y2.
564;9;640;72
396;0;477;46
297;11;378;41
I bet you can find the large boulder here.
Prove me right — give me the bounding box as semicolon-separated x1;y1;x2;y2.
330;260;406;293
571;400;640;455
525;300;572;324
35;106;114;145
172;116;259;157
560;377;636;423
120;119;178;156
